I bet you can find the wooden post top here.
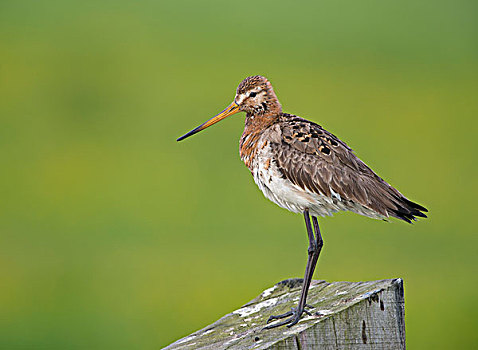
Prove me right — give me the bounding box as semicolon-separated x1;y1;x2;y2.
164;278;405;350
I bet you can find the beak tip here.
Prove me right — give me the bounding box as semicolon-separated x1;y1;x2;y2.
177;130;195;142
176;102;240;144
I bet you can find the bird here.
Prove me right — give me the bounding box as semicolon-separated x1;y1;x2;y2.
176;75;427;329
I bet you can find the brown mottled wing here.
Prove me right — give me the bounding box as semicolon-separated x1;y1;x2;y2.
270;114;427;222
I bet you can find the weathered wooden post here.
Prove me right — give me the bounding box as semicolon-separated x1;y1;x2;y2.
164;278;405;350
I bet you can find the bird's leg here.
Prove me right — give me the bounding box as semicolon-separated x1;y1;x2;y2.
311;215;324;279
265;210;324;329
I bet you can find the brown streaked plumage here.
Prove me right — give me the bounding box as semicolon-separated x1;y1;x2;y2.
177;75;427;328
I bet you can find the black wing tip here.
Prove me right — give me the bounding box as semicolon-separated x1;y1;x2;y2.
391;199;428;223
415;211;428;218
403;198;428;212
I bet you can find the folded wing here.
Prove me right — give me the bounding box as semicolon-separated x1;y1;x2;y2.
271;114;427;222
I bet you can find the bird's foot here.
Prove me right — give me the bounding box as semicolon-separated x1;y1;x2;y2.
263;305;313;329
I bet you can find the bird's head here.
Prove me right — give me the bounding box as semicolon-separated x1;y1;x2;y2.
234;75;282;116
177;75;281;141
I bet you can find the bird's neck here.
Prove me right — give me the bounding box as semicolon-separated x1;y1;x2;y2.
244;112;279;130
240;112;280;170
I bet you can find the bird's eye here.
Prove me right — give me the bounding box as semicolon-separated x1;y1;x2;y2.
249;92;257;98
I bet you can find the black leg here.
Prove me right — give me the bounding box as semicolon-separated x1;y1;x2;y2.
311;215;323;275
264;210;324;329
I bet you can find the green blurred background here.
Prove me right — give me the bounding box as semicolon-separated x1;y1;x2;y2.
0;0;477;349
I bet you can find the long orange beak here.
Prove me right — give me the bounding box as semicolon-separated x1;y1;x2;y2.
177;102;240;141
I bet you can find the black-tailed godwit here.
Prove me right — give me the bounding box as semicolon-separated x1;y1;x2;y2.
177;75;427;328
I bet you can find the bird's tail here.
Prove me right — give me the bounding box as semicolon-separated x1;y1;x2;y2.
388;196;428;223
